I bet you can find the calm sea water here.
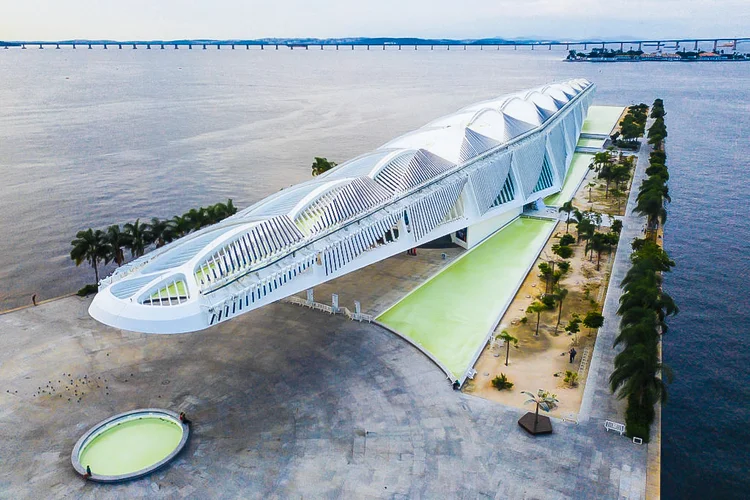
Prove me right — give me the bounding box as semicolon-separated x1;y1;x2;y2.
1;47;748;497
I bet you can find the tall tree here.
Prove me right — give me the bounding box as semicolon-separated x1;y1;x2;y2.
553;286;569;335
586;233;609;270
70;228;111;283
123;219;149;258
610;342;672;407
168;215;192;239
497;330;518;366
146;218;173;248
527;301;548;337
558;201;575;233
105;224;130;266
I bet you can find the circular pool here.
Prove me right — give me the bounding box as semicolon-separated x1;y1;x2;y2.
72;409;189;482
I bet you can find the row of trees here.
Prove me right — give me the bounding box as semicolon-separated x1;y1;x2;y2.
611;104;648;149
610;99;676;441
524;209;616;340
558;203;622;270
70;199;238;284
588;151;635;209
647;99;667;149
636;105;670;239
610;237;677;441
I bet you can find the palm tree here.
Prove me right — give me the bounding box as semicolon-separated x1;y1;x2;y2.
558;201;574;233
224;198;237;217
635;190;668;237
586;233;609;270
311;157;336;176
168;215;192;239
586;182;596;204
123;219;148;258
204;204;221;225
553;287;569;335
526;301;548;337
146;217;172;248
105;224;130;266
497;330;518;366
521;389;559;430
611;188;625;212
609;342;672;406
614;315;659;348
207;199;237;223
185;208;207;231
70;228;111;283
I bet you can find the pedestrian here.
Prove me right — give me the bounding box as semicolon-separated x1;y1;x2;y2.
32;294;37;306
569;347;577;363
83;465;92;479
179;411;191;425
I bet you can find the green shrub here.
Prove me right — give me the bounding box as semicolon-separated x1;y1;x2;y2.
520;317;528;324
559;234;575;246
77;284;98;297
540;294;556;308
553;245;574;259
491;373;514;391
563;370;579;387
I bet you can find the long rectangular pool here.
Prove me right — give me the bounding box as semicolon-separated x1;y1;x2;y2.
377;217;555;379
543;152;594;207
581;105;625;136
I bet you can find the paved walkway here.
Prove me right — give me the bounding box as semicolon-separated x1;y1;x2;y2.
579;129;650;424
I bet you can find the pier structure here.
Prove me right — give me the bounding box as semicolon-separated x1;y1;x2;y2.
90;79;594;334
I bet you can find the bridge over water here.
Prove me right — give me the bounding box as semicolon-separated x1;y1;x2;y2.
2;38;748;52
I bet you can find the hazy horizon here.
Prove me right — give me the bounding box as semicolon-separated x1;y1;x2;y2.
2;1;749;41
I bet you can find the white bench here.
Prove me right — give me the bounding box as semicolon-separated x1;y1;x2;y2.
604;420;626;436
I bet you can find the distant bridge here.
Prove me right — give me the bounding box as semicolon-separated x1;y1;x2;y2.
2;37;749;52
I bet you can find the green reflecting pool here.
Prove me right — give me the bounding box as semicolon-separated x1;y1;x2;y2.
79;416;183;476
581;105;625;135
377;217;555;379
544;152;594;207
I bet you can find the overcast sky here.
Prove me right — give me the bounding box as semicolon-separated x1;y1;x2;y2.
3;0;749;41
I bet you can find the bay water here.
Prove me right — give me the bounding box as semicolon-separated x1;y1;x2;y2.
1;47;748;497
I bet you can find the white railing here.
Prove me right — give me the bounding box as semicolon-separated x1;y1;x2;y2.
281;296;373;322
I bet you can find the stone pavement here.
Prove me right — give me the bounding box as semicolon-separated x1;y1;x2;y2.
579;131;651;425
0;290;646;499
293;246;465;316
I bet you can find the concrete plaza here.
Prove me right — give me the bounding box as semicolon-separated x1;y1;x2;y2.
1;291;646;499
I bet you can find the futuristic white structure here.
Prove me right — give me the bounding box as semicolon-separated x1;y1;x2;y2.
90;79;595;334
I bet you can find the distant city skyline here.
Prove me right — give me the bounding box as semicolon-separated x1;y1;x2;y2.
2;0;749;41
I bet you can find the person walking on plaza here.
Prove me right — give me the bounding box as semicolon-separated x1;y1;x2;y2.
569;347;577;363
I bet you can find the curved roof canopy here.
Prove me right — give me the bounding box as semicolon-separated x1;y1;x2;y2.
92;78;593;333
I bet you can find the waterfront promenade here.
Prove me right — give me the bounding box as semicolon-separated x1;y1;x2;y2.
1;294;646;498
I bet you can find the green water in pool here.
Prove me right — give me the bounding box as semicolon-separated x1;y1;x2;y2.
79;417;183;476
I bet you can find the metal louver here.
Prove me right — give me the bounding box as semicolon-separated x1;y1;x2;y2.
374;149;455;193
459;128;501;163
511;133;548;199
468;152;512;215
407;178;467;241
